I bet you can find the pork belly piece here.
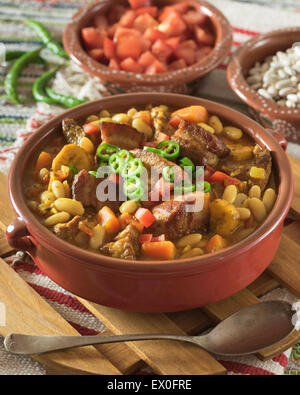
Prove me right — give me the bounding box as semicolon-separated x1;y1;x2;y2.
53;215;80;242
72;169;120;212
149;192;210;241
62;119;86;146
100;224;140;260
100;121;145;150
220;147;272;192
171;120;230;166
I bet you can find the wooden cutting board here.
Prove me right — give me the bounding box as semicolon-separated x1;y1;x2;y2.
0;153;299;375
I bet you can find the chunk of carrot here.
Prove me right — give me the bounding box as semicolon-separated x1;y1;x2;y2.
171;105;208;124
98;206;120;235
206;234;227;253
35;151;52;173
141;241;176;260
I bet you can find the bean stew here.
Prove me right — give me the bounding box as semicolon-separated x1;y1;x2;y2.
24;103;277;261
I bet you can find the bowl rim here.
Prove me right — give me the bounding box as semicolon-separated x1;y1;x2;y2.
8;92;294;274
227;26;300;120
63;0;233;87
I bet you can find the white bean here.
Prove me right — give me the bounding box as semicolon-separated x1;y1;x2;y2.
89;224;106;250
51;180;65;199
248;197;267;222
54;198;84;216
262;188;277;212
44;211;70;227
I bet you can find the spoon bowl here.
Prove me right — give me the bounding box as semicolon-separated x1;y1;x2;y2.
4;301;296;357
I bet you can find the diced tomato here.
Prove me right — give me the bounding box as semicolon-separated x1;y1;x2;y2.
145;59;167;74
143;27;168;43
143;141;158;148
81;27;106;49
171;2;190;14
129;0;152;10
135;6;158;17
109;58;120;70
157;10;186;36
108;4;127;25
83;123;100;135
139;233;153;243
114;27;142;43
194;26;215;46
120;57;144;73
153;177;174;200
183;11;207;26
151;39;173;62
88;48;105;62
164;36;181;50
139;50;157;68
93;14;109;30
119;10;136;27
152;234;165;242
133;13;158;33
158;6;172;23
135;207;156;228
174;40;197;65
107;23;119;38
116;38;143;60
141;38;152;51
169;58;187;71
195;46;214;62
103;37;115;59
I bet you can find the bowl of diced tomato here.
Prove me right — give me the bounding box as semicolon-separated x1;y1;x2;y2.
63;0;232;94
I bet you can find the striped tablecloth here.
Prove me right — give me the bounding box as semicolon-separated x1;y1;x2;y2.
0;0;299;375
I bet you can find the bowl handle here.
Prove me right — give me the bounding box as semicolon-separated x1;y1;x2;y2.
266;128;288;151
6;217;36;254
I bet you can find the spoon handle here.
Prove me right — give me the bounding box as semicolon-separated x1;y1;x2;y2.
4;333;199;355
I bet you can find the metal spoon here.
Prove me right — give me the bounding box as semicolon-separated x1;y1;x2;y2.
3;301;296;357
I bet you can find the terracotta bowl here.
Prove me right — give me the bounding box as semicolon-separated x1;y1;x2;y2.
227;27;300;144
6;93;293;313
63;0;232;94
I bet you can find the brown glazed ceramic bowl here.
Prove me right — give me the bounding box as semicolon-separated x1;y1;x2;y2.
227;27;300;144
6;93;293;313
63;0;232;94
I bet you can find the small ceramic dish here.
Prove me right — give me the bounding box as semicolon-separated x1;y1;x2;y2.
6;93;293;313
63;0;232;94
227;27;300;144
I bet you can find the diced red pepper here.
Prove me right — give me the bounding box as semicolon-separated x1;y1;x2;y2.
155;132;170;143
83;123;100;135
152;234;165;242
135;207;156;228
208;171;241;185
139;233;153;243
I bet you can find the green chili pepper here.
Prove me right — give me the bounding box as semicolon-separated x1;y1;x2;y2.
196;181;211;193
4;48;42;104
121;158;144;179
157;140;180;160
123;177;145;201
45;87;86;108
117;149;132;163
32;66;60;104
174;183;196;194
97;163;112;178
96;143;120;162
162;166;175;183
108;153;125;174
143;146;164;156
25;18;68;59
179;157;195;173
194;166;204;179
5;50;48;66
